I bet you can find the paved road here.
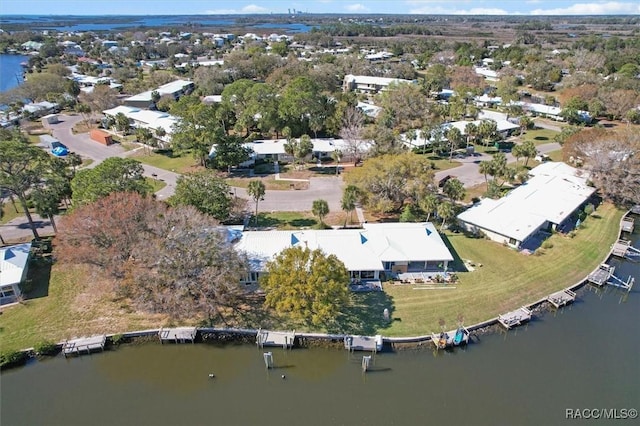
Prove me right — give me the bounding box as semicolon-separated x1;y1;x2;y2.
234;176;344;212
0;213;55;242
434;142;562;188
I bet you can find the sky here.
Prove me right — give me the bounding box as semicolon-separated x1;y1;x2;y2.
1;0;639;16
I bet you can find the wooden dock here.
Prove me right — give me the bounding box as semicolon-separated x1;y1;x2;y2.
547;289;577;308
256;329;295;348
158;327;197;343
612;240;632;258
62;335;106;356
621;217;635;233
431;327;470;349
344;335;383;352
588;263;615;286
498;307;532;329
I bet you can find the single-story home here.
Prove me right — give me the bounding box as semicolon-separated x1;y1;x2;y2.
343;74;416;94
457;162;595;249
234;222;454;286
103;105;178;145
123;79;194;108
0;242;32;305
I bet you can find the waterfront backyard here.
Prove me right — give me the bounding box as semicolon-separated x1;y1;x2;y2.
0;203;624;353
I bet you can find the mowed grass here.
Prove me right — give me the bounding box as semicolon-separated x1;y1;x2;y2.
518;128;559;146
132;151;200;174
0;264;169;353
381;203;623;336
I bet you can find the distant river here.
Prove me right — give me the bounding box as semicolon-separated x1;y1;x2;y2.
1;224;639;426
0;54;27;93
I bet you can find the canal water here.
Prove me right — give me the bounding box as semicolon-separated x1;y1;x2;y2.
1;232;638;426
0;54;28;93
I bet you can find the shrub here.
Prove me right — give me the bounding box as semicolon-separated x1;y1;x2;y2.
34;340;59;356
0;350;29;369
567;230;577;238
584;203;595;216
534;248;546;256
111;334;126;345
542;240;554;249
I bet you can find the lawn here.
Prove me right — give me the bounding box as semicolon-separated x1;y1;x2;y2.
145;177;167;193
517;128;560;146
227;176;308;191
381;203;623;336
132;150;200;174
249;211;348;229
0;263;169;353
1;200;26;224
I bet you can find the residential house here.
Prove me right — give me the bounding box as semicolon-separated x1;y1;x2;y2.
0;243;32;305
123;79;194;108
457;162;595;249
234;223;454;286
343;74;416;94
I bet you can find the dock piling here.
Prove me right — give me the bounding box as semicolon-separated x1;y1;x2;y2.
263;352;273;369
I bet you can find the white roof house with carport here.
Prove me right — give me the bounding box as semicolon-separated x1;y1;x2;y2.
234;222;454;287
457;162;595;249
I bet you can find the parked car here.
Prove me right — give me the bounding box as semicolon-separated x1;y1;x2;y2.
50;141;69;157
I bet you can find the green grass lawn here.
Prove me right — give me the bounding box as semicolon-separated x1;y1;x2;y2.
380;203;623;336
145;177;167;193
1;201;26;224
517;128;560;146
132;151;200;174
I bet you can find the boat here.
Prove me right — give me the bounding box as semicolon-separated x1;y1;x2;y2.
437;332;448;349
453;328;465;345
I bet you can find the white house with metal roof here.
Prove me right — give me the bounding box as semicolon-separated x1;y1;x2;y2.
457;162;595;249
123;79;194;108
234;222;454;286
343;74;416;94
0;242;32;305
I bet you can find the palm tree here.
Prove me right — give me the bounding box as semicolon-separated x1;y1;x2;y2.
341;185;360;227
418;193;438;222
312;199;329;227
446;127;462;162
437;201;455;231
478;160;492;185
464;122;478;149
247;180;265;227
331;149;342;175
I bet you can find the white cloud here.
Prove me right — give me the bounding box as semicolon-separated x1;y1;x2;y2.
205;4;269;14
345;3;370;12
530;2;640;15
409;6;511;14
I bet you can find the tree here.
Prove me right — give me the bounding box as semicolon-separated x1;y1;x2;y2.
312;199;330;227
341;185;360;227
71;157;151;206
0;137;52;239
519;140;537;167
114;112;131;135
210;134;251;171
284;135;313;169
478;120;498;147
436;201;455;231
442;178;466;203
247;179;266;227
135;127;154;154
261;246;350;328
331;149;342;175
478;160;492;184
445;126;463;161
562;128;639;206
278;76;325;134
418;192;438;222
464;122;478;148
31;188;60;232
56;192;249;322
171;171;232;221
518;116;533;136
344;152;435;214
339;106;366;165
170;95;221;167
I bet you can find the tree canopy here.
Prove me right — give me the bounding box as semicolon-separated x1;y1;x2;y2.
344;152;435;213
170;170;232;221
70;157;151;206
56;192;248;322
261;246;350;328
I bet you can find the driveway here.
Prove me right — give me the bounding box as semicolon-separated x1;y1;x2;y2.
233;176;344;212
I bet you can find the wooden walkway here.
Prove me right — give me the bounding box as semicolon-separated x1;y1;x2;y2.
159;327;197;343
62;335;106;356
498;307;532;329
344;335;383;352
431;327;470;349
256;329;295;348
547;289;577;309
